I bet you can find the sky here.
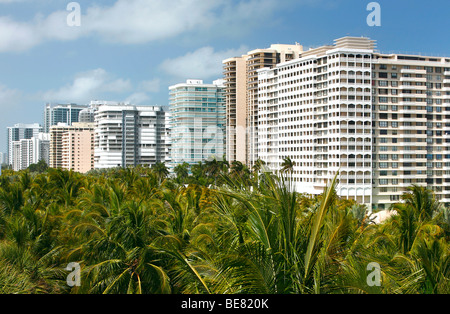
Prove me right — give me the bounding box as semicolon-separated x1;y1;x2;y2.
0;0;449;152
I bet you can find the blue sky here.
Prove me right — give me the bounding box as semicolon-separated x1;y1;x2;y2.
0;0;449;152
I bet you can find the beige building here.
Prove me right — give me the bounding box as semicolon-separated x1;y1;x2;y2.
61;127;94;173
50;122;94;173
223;43;303;166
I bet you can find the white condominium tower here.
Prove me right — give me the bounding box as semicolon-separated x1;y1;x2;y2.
7;123;42;166
257;36;450;210
169;79;226;168
12;133;50;171
94;103;169;169
222;44;303;166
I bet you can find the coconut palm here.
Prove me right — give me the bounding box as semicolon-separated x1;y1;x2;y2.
174;162;190;184
281;156;295;174
152;162;169;184
0;161;448;295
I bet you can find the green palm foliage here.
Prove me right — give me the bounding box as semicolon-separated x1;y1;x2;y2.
0;165;448;294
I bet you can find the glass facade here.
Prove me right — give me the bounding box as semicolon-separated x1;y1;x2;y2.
44;103;87;133
169;80;226;168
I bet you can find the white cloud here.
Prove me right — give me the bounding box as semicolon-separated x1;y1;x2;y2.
124;92;150;105
123;78;161;105
82;0;221;44
42;68;132;104
40;69;163;105
0;17;41;52
138;79;160;93
0;0;286;52
160;46;249;80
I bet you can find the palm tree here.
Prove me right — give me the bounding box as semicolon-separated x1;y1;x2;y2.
152;162;169;184
1;159;448;295
402;185;441;223
281;156;295;174
229;161;246;179
204;158;226;186
174;162;190;184
209;171;341;294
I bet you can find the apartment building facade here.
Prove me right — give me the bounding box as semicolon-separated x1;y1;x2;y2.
94;103;169;169
11;133;50;171
61;123;95;173
7;123;42;166
257;36;450;209
169;79;226;168
44;103;88;133
223;44;303;167
50;122;94;171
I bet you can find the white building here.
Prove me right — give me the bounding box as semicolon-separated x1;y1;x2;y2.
94;103;169;169
222;44;303;167
12;133;50;171
7;123;42;166
169;79;226;168
257;36;450;210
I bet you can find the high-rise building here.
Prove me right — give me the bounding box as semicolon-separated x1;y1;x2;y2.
7;123;42;166
94;103;169;169
163;110;172;165
256;36;450;210
169;79;226;168
78;107;96;123
61;123;95;173
11;133;50;171
44;103;88;133
33;133;50;166
50;123;94;170
12;140;32;171
223;44;303;167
